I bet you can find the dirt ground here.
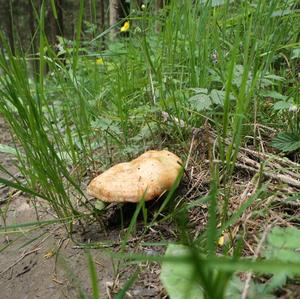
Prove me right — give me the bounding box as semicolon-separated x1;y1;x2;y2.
0;117;166;299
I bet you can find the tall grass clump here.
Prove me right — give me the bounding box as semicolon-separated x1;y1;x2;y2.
0;2;95;226
0;38;83;222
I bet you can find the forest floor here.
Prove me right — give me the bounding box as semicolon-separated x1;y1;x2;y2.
2;112;300;298
0;116;172;299
0;114;209;299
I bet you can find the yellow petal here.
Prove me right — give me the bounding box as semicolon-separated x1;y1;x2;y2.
218;235;225;246
96;57;104;65
120;21;130;32
44;249;55;259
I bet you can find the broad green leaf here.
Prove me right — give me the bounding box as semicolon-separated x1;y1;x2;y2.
91;117;121;134
132;122;158;141
271;132;300;152
160;244;203;299
226;276;275;299
210;89;235;106
190;88;208;94
261;227;300;293
291;48;300;59
232;64;253;88
210;89;225;105
189;93;212;111
260;90;287;100
91;117;112;131
263;272;287;293
272;101;293;111
200;0;234;7
267;227;300;250
264;248;300;262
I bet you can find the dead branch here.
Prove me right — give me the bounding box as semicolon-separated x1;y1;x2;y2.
162;111;300;189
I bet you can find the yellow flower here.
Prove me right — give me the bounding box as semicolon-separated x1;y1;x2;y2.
96;57;104;65
218;235;225;246
120;21;130;32
44;249;55;259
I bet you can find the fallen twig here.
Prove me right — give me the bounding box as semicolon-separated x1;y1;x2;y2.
0;247;41;276
241;222;276;299
162;111;300;189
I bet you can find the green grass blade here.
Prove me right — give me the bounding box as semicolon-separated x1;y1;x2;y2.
86;250;100;299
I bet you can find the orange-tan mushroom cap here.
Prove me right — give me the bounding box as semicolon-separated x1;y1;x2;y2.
87;150;182;203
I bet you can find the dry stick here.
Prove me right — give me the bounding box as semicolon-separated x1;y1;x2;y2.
240;146;300;168
241;222;276;299
237;153;261;169
0;225;60;276
242;148;300;180
210;127;300;170
269;160;300;180
226;175;259;250
0;247;41;276
257;125;266;154
240;174;259;204
237;154;300;188
72;236;142;249
182;174;206;200
174;134;197;210
148;69;156;104
185;132;195;169
162;111;300;188
274;197;300;207
253;123;277;133
205;158;300;189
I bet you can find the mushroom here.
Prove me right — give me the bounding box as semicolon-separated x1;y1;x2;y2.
87;150;182;203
